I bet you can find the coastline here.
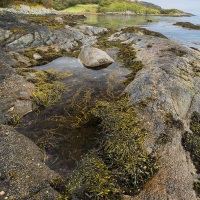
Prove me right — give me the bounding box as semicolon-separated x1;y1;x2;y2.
0;4;200;200
0;3;193;17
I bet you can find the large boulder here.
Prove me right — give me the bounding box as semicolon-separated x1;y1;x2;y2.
78;46;114;68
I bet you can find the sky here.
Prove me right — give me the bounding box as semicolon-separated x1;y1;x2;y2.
142;0;200;14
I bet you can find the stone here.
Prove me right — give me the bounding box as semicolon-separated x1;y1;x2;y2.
54;17;63;24
78;46;114;68
0;191;5;196
33;53;42;60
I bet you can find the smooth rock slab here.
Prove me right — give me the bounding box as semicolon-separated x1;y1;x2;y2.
78;46;114;68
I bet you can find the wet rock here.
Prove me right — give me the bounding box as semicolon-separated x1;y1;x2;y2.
78;46;114;68
0;125;60;199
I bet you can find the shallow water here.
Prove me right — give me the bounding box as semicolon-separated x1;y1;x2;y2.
83;14;200;49
17;57;129;176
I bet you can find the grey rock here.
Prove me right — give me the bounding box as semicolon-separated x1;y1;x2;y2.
0;28;12;44
33;53;42;60
6;33;34;49
77;25;108;36
0;125;59;199
0;5;59;15
123;34;200;200
0;50;35;123
78;46;114;68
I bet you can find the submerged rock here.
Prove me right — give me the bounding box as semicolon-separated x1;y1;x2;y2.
78;46;114;68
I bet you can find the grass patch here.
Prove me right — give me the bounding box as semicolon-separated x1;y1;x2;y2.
98;1;160;14
61;4;99;13
160;9;184;15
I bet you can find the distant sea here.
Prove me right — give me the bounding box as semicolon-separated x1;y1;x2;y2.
142;14;200;50
84;10;200;50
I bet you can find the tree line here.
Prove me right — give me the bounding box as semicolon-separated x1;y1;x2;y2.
0;0;104;9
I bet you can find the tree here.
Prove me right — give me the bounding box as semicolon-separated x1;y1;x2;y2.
0;0;11;7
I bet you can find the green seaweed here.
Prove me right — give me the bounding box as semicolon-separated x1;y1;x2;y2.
123;61;143;86
23;46;67;67
31;69;71;107
182;112;200;197
63;96;159;199
121;27;167;39
165;113;183;129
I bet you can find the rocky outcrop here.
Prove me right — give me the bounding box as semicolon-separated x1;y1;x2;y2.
0;4;59;15
0;125;60;199
0;49;35;124
110;30;200;200
78;46;114;67
0;14;107;52
174;22;200;30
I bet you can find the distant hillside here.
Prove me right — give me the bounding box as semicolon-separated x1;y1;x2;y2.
1;0;186;15
139;1;162;10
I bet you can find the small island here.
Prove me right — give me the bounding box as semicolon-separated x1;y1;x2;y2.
174;22;200;30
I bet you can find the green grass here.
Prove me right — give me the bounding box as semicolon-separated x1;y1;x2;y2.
61;4;99;13
98;1;160;14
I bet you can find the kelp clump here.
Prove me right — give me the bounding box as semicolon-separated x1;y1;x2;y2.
182;112;200;172
65;151;120;200
63;97;158;199
121;27;167;39
182;112;200;197
31;69;71;107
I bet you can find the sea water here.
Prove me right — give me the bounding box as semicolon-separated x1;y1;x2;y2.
84;14;200;49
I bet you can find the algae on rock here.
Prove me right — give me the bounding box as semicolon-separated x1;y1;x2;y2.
31;69;71;107
63;96;159;199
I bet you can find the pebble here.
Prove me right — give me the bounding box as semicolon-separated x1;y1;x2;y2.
0;191;5;196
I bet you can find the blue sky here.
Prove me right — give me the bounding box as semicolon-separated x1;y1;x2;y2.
142;0;200;14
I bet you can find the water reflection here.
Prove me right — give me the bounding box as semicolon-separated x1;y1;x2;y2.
83;14;200;49
84;14;159;28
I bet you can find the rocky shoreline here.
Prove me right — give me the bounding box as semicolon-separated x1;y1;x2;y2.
0;4;193;17
0;7;200;200
174;22;200;30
